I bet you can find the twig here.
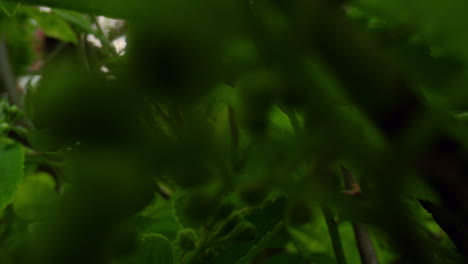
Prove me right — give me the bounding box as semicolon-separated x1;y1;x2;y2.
322;204;347;264
340;166;379;264
79;33;90;71
0;38;21;107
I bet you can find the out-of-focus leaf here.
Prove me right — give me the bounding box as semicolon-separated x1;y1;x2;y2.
54;9;117;55
210;84;239;109
0;141;24;211
12;172;58;221
307;253;337;264
261;253;306;264
354;0;468;62
53;9;93;33
2;8;36;76
31;9;77;43
173;190;219;228
288;213;337;261
0;2;19;16
210;196;287;264
269;106;294;136
6;0;147;18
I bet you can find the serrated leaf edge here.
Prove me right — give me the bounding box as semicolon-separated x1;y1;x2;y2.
235;221;285;264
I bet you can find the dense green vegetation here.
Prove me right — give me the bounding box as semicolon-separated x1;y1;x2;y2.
1;1;468;263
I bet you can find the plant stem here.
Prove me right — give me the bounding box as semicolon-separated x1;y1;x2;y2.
340;166;379;264
322;204;347;264
285;105;347;264
78;33;90;71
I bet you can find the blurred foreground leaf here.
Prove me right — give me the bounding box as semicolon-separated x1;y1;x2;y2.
0;1;19;16
31;8;77;43
0;141;23;210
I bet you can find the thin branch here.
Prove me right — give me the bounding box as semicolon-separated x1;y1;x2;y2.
322;204;347;264
79;33;90;71
341;166;379;264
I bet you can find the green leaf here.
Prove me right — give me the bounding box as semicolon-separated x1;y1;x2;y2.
235;222;284;264
135;196;181;241
0;2;20;16
7;0;142;18
0;141;24;211
114;233;175;264
262;253;307;264
54;9;94;34
269;106;294;136
210;196;287;264
30;9;77;43
1;7;36;76
177;228;199;251
12;172;58;221
138;233;175;264
355;0;468;63
54;9;117;55
173;190;219;228
288;220;336;260
307;253;337;264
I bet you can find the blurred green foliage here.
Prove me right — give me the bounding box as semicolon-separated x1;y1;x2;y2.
1;0;468;264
